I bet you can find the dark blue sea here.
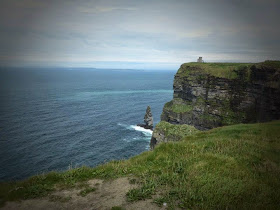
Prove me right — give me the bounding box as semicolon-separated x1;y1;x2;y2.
0;67;175;181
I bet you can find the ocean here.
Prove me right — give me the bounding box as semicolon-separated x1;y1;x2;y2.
0;67;175;181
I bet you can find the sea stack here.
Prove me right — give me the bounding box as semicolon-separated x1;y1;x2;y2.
137;106;153;130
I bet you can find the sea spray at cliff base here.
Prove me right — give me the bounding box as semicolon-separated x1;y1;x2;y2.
0;68;175;181
130;125;153;136
118;123;153;137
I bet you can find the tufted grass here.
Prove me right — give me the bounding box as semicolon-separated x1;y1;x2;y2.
154;121;198;142
177;60;280;80
0;120;280;209
177;62;252;79
164;99;193;113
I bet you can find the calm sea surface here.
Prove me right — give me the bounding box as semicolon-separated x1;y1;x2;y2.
0;67;175;181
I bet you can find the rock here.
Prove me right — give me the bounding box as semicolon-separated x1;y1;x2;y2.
151;61;280;148
159;61;280;130
144;106;153;128
150;121;198;149
137;106;153;130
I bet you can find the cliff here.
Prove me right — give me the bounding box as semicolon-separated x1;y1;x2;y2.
151;61;280;148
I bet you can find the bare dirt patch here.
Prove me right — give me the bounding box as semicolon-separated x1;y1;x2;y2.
1;177;164;210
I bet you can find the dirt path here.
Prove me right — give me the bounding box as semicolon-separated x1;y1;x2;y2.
2;178;165;210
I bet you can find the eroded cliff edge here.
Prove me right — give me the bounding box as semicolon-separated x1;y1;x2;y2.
151;61;280;148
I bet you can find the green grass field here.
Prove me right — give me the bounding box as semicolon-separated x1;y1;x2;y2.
1;120;280;209
177;62;252;79
177;60;280;80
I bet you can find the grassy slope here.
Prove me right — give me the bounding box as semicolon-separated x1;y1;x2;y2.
164;99;193;114
1;120;280;209
177;60;280;79
177;62;253;79
154;121;199;142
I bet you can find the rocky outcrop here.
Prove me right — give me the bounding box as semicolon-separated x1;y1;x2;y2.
160;61;280;130
150;121;198;149
138;106;153;130
150;61;280;149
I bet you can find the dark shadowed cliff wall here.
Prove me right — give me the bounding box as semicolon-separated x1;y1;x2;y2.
151;61;280;148
161;61;280;130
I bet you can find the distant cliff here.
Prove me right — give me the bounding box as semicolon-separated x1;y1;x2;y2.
151;61;280;148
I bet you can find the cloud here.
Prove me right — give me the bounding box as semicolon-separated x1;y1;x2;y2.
5;0;48;9
0;0;280;68
79;6;137;13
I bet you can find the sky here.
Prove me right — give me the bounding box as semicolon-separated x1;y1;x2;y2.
0;0;280;70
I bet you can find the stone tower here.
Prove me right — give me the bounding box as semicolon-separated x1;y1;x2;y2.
197;57;204;63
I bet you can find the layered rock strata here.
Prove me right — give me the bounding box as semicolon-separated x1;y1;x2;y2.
161;61;280;130
151;61;280;148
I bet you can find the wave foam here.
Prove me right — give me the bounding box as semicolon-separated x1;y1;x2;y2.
130;125;153;136
118;123;153;136
118;123;152;146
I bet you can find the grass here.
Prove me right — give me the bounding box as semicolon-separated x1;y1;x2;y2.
0;120;280;209
154;121;198;142
77;187;96;197
126;180;155;201
257;60;280;70
170;103;192;113
164;99;193;113
177;62;252;79
48;195;72;202
177;60;280;80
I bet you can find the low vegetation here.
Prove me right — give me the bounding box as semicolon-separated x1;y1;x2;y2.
257;60;280;70
111;206;126;210
177;62;252;79
48;194;71;202
177;60;280;80
77;187;96;197
164;99;193;113
155;121;198;142
1;120;280;209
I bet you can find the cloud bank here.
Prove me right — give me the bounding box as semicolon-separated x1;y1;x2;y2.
0;0;280;69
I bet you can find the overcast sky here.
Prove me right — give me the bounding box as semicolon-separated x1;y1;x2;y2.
1;0;280;69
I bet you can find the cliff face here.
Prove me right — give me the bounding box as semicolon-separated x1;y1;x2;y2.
161;61;280;130
151;61;280;148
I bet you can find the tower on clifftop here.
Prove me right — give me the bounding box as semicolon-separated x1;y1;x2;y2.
197;57;204;63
